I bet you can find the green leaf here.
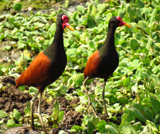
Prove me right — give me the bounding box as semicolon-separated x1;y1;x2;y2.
28;87;39;94
87;3;97;16
77;5;85;13
134;32;143;40
150;96;160;115
146;120;158;133
150;6;160;24
135;0;144;8
48;23;56;34
129;38;140;51
95;85;102;96
126;5;135;21
15;32;23;38
65;0;69;8
120;58;129;67
87;14;97;28
105;124;119;134
150;74;160;83
151;74;160;89
144;78;155;92
3;45;11;50
119;122;136;134
7;119;15;127
24;101;31;116
122;108;135;123
7;119;22;127
130;60;139;68
123;77;131;87
132;107;146;122
0;33;4;41
71;125;84;132
75;105;86;113
97;120;107;133
138;20;148;29
18;42;26;49
133;122;142;132
155;43;160;51
73;74;84;87
13;109;21;121
14;3;22;11
146;39;153;50
57;111;64;123
132;103;145;114
87;121;95;134
135;69;142;82
72;30;81;40
98;4;109;15
118;94;128;105
18;85;25;91
154;114;160;124
89;40;95;49
0;110;8;118
143;107;154;121
59;85;69;95
52;100;60;121
66;48;77;57
151;22;159;31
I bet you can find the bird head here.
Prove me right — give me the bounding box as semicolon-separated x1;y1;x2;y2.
116;16;131;28
56;13;74;31
109;16;131;28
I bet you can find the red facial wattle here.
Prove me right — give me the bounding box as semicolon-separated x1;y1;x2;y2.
62;15;74;31
62;22;70;29
116;16;131;28
62;15;69;29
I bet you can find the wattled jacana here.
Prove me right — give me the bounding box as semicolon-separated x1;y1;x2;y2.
16;13;73;133
83;16;131;117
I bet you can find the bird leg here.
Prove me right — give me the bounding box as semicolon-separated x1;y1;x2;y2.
30;91;39;130
38;92;47;134
102;80;108;118
83;76;98;118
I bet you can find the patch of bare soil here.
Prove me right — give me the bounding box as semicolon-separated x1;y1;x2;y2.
0;77;32;115
0;76;83;134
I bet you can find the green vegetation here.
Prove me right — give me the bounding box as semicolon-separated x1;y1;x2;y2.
0;0;61;13
0;0;160;133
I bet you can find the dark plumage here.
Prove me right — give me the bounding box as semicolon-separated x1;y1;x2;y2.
16;13;73;133
83;16;131;117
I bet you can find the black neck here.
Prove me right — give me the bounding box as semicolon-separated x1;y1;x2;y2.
51;26;64;49
43;25;64;55
99;26;116;54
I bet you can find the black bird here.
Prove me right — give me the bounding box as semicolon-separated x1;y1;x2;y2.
16;13;74;133
83;16;131;117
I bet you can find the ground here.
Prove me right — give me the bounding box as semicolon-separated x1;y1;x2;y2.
0;76;83;134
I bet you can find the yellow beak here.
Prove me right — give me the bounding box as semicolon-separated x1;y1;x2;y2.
66;26;74;31
124;23;132;28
